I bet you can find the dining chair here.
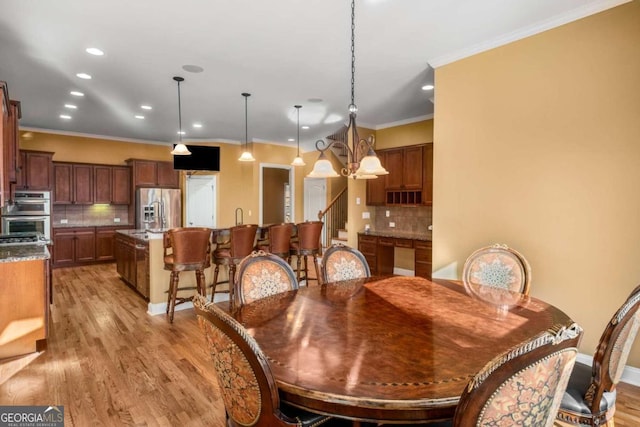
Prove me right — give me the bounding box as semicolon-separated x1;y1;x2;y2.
163;227;212;323
462;243;532;295
210;224;258;305
193;295;336;427
321;243;371;284
255;223;294;260
453;323;582;427
289;221;324;286
556;284;640;426
235;250;298;308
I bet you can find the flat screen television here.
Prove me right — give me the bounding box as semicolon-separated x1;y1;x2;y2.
172;145;220;171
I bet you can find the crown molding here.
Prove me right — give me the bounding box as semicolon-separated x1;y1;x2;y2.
376;114;434;130
427;0;631;68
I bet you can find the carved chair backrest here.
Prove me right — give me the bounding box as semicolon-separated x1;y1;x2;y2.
236;251;298;307
586;284;640;414
453;324;582;427
462;243;532;295
194;296;299;427
321;243;371;283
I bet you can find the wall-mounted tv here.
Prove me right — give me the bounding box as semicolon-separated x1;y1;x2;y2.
173;145;220;171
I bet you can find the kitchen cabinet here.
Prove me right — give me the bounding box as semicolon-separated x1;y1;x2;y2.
0;82;9;207
15;150;54;191
127;159;179;189
94;165;131;204
115;232;150;298
52;227;96;267
358;233;431;279
366;143;432;206
2;98;20;206
96;226;121;261
365;151;387;206
53;162;94;205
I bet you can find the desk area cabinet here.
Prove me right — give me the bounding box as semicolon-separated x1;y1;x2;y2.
358;233;431;280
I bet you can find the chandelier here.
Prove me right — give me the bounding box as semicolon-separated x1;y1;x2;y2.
307;0;387;179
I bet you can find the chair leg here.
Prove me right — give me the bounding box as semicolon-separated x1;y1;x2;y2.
166;272;174;315
296;253;302;283
312;254;320;286
211;264;220;302
303;255;309;285
196;269;205;297
229;263;237;310
168;271;180;323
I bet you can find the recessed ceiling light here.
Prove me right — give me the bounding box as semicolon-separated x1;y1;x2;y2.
60;114;72;120
182;64;204;73
140;105;152;110
421;84;434;91
86;47;104;56
192;123;203;128
302;125;310;130
64;104;77;109
177;131;186;135
308;98;323;103
70;91;84;97
288;138;295;142
76;73;92;80
135;115;145;119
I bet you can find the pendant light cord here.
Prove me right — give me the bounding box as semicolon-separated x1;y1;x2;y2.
243;93;251;151
296;105;301;156
177;80;183;143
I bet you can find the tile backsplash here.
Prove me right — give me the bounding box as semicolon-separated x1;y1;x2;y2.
369;205;432;235
52;204;130;226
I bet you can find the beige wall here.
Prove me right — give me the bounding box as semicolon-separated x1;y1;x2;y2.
433;2;640;365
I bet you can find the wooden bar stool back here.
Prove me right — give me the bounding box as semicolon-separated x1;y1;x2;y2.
256;223;293;259
289;221;323;285
211;224;258;305
163;227;212;323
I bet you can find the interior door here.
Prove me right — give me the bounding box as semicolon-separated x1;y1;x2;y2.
304;178;326;221
185;175;217;227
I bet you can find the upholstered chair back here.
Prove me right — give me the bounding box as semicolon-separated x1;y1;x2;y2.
230;224;259;258
321;243;371;283
454;324;582;427
236;251;298;307
164;227;212;270
295;221;323;252
462;243;532;295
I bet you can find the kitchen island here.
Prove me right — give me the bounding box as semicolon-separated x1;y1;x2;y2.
114;229;225;316
0;243;50;359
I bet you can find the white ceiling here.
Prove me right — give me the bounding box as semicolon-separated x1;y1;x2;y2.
0;0;628;151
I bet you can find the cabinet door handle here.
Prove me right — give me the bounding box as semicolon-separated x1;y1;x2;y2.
135;245;146;250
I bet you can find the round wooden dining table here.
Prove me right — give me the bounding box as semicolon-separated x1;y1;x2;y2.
231;275;577;423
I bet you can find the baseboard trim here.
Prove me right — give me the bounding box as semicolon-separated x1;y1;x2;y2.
147;293;230;316
577;353;640;387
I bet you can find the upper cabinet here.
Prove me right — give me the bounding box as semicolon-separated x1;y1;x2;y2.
1;82;22;206
94;165;131;205
16;150;54;191
127;159;179;188
53;163;94;205
366;143;433;206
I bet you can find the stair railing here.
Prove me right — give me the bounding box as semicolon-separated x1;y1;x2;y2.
318;187;348;249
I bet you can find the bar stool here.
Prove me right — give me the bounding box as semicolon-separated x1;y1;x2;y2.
289;221;323;285
210;224;258;305
163;227;212;323
256;223;294;259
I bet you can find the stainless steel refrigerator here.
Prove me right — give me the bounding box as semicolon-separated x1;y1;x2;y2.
136;188;182;230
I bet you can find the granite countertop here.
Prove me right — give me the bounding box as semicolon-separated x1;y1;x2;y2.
359;230;432;242
53;223;132;229
0;244;51;263
116;229;166;241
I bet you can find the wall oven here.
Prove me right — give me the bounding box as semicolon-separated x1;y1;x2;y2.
1;191;51;239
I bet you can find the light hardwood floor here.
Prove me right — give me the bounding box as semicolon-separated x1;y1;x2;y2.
1;263;639;426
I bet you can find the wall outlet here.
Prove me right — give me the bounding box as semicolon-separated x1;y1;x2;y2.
113;217;121;223
60;219;68;224
386;210;390;217
362;211;370;219
389;222;396;228
356;197;361;205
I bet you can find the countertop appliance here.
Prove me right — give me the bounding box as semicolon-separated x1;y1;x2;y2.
136;188;181;230
0;232;47;246
1;191;52;239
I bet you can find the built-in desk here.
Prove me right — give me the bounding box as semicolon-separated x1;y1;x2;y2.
358;231;431;279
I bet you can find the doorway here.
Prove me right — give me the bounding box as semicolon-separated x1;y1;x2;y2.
185;175;217;227
304;177;327;221
259;164;294;225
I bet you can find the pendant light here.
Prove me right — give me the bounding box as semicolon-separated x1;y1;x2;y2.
238;92;256;162
307;0;387;179
170;76;191;156
291;105;306;167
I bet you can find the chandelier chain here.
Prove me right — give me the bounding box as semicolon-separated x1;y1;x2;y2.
351;0;356;108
